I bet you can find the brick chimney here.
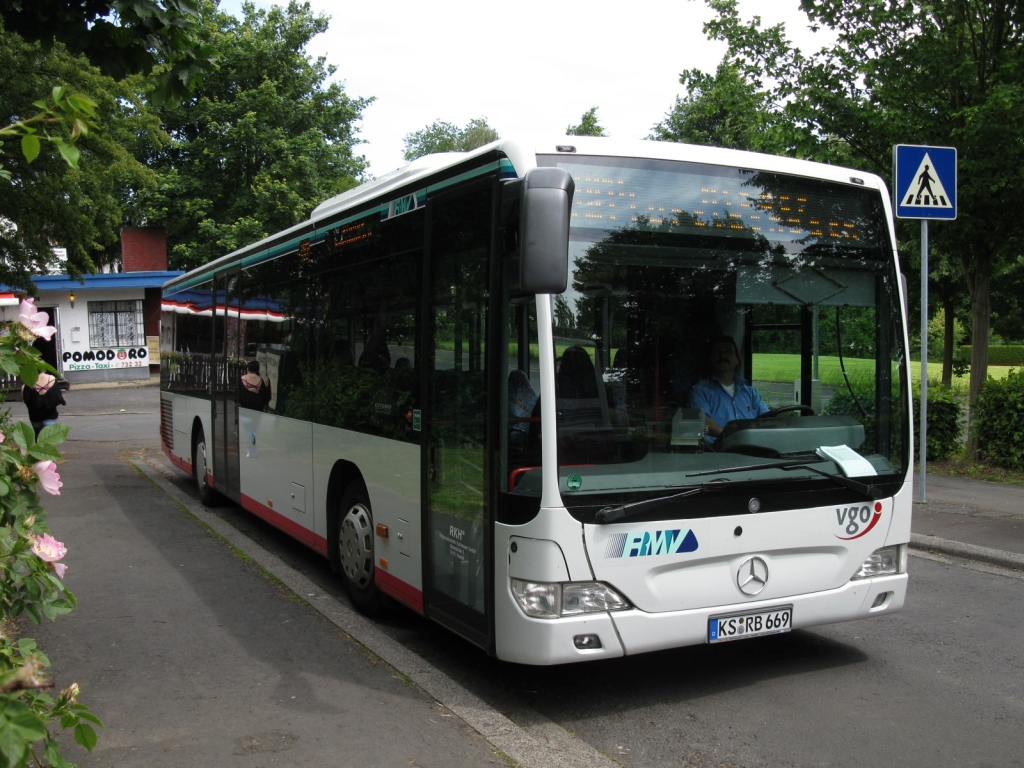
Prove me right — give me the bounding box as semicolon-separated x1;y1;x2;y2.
120;227;167;272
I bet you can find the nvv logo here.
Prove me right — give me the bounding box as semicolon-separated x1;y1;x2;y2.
604;529;699;558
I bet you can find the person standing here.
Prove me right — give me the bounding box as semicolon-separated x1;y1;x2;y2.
23;372;66;438
239;360;270;411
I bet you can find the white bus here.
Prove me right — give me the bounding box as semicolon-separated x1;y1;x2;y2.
160;137;912;665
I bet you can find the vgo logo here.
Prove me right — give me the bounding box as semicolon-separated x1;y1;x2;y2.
835;502;883;540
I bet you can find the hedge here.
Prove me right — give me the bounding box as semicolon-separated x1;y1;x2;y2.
912;384;964;461
974;367;1024;470
958;345;1024;366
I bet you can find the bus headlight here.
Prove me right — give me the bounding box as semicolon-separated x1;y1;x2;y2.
850;545;906;580
510;579;631;619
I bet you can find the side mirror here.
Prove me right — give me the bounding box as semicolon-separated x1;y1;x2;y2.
519;167;574;294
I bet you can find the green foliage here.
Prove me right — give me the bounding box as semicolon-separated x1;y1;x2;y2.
0;314;102;766
566;107;607;137
650;62;791;154
959;345;1024;367
0;87;97;180
0;31;164;284
402;117;499;162
975;368;1024;470
1;0;217;106
927;309;967;363
140;0;372;270
912;384;964;461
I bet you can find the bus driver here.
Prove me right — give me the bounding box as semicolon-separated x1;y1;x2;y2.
689;335;768;443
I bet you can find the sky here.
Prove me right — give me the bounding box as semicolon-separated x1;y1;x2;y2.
220;0;833;178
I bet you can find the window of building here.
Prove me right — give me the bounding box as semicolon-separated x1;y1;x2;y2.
88;300;145;348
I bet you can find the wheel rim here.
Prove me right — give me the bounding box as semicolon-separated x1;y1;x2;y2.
338;502;374;590
195;440;208;493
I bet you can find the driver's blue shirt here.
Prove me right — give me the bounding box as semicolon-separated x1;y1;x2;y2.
689;375;769;443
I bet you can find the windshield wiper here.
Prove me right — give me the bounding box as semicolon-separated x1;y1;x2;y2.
687;459;882;500
594;487;704;524
686;460;811;478
781;464;883;500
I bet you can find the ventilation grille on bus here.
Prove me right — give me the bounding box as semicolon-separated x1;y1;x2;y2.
160;398;173;449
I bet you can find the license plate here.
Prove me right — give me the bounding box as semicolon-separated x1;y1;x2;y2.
708;605;793;643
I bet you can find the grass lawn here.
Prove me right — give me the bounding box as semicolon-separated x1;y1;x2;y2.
926;455;1024;485
752;353;1014;392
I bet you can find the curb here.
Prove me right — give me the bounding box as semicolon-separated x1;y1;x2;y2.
909;533;1024;572
129;456;621;768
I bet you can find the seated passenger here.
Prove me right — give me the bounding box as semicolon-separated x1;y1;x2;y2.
557;345;598;399
508;369;538;450
689;335;768;443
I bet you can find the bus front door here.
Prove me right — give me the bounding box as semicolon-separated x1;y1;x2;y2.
212;268;241;501
423;183;494;648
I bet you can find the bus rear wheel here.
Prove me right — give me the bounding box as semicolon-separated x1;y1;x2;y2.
334;482;384;615
192;428;216;507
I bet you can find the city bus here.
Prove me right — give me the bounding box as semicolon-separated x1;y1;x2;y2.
159;137;912;665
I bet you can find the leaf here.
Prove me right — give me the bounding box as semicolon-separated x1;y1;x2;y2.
45;738;76;768
47;598;74;616
74;722;98;752
0;358;19;376
21;134;40;164
0;719;30;764
28;444;62;462
23;602;42;625
13;422;35;453
36;423;69;447
66;94;98;116
9;709;48;742
19;365;39;389
75;711;103;727
56;141;81;169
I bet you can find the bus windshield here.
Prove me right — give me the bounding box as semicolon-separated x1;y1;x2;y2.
506;155;908;510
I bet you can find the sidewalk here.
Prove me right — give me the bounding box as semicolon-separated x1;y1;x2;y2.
911;473;1024;570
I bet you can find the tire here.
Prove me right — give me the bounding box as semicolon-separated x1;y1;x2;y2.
333;482;384;615
192;428;217;507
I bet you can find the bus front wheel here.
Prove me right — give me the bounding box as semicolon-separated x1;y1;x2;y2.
334;482;384;615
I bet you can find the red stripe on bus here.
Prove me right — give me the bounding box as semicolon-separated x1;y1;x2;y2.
375;568;424;615
240;493;323;552
164;445;192;475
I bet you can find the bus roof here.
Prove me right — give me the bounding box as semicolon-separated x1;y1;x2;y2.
163;137;889;291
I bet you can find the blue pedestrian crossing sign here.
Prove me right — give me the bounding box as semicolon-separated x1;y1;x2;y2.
893;144;957;220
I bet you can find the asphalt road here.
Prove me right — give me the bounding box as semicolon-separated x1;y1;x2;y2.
31;384;1024;767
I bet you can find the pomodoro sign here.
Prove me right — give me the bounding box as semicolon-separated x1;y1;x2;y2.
62;347;148;371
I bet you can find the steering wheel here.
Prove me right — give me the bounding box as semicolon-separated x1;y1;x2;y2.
758;404;815;418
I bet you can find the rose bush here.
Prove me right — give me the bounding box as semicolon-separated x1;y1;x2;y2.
0;300;100;767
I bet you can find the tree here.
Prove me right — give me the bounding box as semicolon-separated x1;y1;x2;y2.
138;0;372;270
566;107;607;137
702;0;1024;458
0;0;217;104
0;30;163;285
402;117;498;161
650;62;790;154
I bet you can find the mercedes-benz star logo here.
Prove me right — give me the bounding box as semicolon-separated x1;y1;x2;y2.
737;556;769;596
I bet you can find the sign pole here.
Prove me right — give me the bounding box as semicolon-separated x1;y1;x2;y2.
919;220;928;502
893;143;956;503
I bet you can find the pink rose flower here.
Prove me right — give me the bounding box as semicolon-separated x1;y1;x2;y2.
52;562;68;579
0;432;5;444
33;461;63;495
30;532;67;562
17;298;57;341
